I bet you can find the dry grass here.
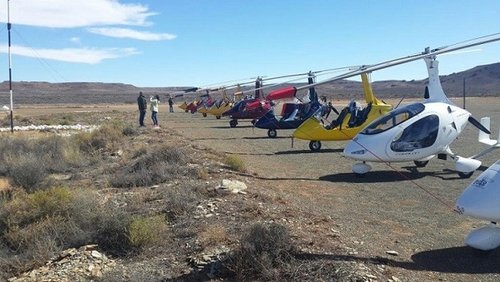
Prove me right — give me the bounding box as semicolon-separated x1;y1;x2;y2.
109;145;197;188
228;223;295;281
127;215;169;251
224;154;246;172
198;224;231;249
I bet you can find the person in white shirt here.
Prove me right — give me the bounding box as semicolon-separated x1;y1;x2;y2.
150;95;160;127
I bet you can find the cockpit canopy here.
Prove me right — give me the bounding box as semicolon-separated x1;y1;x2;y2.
361;103;425;135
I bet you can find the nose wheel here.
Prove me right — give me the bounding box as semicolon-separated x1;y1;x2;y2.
352;162;372;176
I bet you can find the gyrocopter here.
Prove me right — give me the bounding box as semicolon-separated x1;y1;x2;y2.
341;34;500;178
292;72;393;151
225;68;349;130
456;117;500;250
221;77;271;127
253;71;323;138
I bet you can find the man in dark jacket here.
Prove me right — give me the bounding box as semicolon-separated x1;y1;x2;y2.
137;91;147;126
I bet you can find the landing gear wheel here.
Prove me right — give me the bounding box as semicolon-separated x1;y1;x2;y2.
229;119;238;128
216;115;221;120
309;141;322;152
267;129;277;138
202;113;207;117
414;160;429;168
458;171;474;179
251;119;257;125
185;109;188;113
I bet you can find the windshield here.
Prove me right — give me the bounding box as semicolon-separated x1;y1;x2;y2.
361;103;425;135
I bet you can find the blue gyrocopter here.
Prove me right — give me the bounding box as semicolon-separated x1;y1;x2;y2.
253;72;335;138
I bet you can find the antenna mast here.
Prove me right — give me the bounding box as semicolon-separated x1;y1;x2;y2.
7;0;13;133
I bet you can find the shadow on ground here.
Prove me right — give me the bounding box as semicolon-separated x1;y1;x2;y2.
319;168;459;183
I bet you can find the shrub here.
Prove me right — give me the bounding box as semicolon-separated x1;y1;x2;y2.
109;145;197;188
198;224;230;248
229;223;295;281
224;154;246;172
122;125;138;136
72;120;124;153
0;136;85;186
0;187;73;229
163;183;202;220
92;206;132;256
8;153;48;192
0;186;137;264
127;215;168;250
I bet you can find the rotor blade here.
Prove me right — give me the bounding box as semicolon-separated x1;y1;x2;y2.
468;116;491;135
294;33;500;91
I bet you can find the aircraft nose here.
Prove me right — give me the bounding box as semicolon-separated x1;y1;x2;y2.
343;138;369;160
456;161;500;222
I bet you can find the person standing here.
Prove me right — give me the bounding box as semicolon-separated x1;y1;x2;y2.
137;91;147;127
168;96;174;112
150;94;160;127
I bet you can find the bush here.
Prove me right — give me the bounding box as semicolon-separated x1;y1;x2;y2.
110;145;197;188
0;186;139;273
163;183;202;221
229;223;295;281
224;154;246;172
198;224;230;249
127;215;168;250
72;120;124;153
0;136;85;189
0;187;73;230
8;153;48;191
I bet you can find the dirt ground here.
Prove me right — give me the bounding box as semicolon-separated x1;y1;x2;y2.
8;97;500;281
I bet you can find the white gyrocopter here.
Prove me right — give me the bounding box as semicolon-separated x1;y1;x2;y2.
456;118;500;251
340;34;500;178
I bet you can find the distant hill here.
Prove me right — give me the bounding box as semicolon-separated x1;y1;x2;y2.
0;62;499;105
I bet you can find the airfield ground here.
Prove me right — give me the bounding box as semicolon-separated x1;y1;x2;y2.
4;96;500;281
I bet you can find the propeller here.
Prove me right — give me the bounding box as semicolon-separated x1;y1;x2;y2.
468;116;491;135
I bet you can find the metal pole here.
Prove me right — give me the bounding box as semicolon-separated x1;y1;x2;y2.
462;77;466;109
7;0;14;133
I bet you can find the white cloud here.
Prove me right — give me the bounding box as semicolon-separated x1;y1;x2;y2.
88;27;177;41
0;44;140;64
0;0;155;28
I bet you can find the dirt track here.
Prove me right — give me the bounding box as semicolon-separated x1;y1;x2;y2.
11;97;500;281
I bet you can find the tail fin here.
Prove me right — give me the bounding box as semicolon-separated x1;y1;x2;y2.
471;117;499;159
478;117;498;146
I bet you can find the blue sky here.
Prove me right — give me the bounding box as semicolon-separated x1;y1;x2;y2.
0;0;499;87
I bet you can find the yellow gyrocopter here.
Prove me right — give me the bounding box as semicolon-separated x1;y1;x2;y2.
292;72;393;151
205;88;234;119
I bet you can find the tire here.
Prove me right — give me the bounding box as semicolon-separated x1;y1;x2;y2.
309;141;322;152
230;119;238;128
414;160;429;168
267;129;277;138
216;116;221;119
202;113;207;117
458;171;474;179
